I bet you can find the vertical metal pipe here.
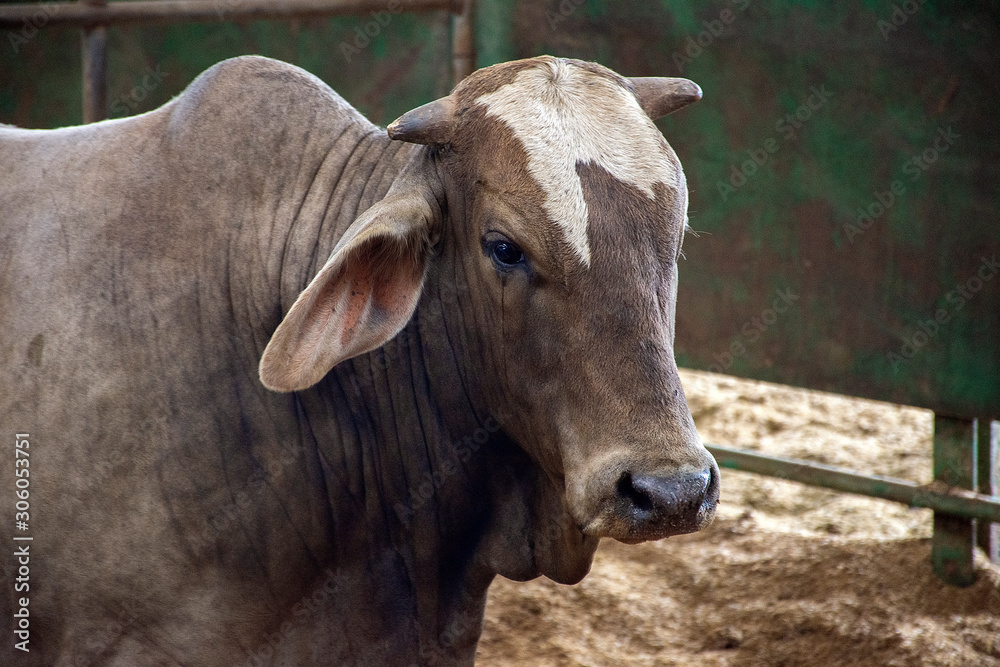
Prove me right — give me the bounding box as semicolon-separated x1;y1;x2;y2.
931;414;978;586
977;420;999;563
451;0;474;86
81;0;107;123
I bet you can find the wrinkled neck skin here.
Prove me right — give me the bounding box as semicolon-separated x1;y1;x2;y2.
235;137;597;664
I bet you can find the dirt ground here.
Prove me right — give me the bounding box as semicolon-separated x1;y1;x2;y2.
477;369;1000;666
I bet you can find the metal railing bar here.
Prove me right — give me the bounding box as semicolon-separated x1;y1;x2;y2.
0;0;462;29
707;443;1000;524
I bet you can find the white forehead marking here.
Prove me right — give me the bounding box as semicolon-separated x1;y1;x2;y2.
475;59;679;267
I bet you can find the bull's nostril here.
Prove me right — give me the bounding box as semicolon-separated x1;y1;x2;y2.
705;465;719;501
616;471;653;513
609;467;717;540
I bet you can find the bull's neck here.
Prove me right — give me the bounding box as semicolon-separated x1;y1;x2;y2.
246;136;496;661
297;263;499;663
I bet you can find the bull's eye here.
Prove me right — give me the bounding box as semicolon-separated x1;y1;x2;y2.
482;233;526;270
492;241;524;265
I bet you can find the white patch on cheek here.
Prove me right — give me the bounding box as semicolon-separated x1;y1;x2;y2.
475;59;680;267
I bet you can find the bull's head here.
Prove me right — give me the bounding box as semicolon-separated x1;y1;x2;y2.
260;57;718;562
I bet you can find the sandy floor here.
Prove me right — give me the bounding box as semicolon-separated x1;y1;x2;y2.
477;369;1000;666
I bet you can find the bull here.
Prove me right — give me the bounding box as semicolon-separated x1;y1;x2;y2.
0;55;717;665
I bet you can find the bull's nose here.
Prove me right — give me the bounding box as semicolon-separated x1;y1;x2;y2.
615;466;718;538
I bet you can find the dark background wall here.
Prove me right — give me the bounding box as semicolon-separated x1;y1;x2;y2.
2;0;998;419
0;2;455;128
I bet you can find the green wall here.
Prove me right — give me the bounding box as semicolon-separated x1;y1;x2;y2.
0;2;454;128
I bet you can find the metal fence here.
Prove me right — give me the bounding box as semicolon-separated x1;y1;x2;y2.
708;415;999;587
0;0;474;122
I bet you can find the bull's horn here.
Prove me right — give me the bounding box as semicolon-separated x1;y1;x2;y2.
629;77;702;120
387;96;457;145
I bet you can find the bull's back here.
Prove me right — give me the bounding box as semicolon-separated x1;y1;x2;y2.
0;112;179;430
0;109;187;416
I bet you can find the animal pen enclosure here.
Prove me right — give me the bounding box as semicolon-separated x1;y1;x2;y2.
1;0;997;589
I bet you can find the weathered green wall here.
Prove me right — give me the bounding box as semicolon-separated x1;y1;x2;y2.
0;3;454;128
2;0;997;418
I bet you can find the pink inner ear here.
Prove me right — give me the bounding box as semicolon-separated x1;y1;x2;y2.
372;258;424;316
332;242;425;355
339;270;375;349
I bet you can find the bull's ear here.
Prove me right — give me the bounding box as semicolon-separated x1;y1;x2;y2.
259;192;433;392
629;77;702;120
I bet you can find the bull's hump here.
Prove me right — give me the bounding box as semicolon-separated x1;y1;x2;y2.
474;59;678;268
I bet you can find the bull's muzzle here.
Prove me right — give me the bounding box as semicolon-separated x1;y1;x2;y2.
613;467;718;542
579;456;720;543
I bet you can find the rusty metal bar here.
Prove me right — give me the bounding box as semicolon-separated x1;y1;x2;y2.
451;0;474;86
0;0;461;29
81;0;107;123
977;420;999;563
706;444;1000;524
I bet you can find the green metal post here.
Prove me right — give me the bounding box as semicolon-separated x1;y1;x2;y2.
81;0;108;123
932;414;978;586
977;420;999;564
452;0;475;86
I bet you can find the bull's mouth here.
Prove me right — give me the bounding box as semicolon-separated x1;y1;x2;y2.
579;465;719;543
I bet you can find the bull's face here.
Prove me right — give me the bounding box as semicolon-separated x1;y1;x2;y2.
259;57;718;549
